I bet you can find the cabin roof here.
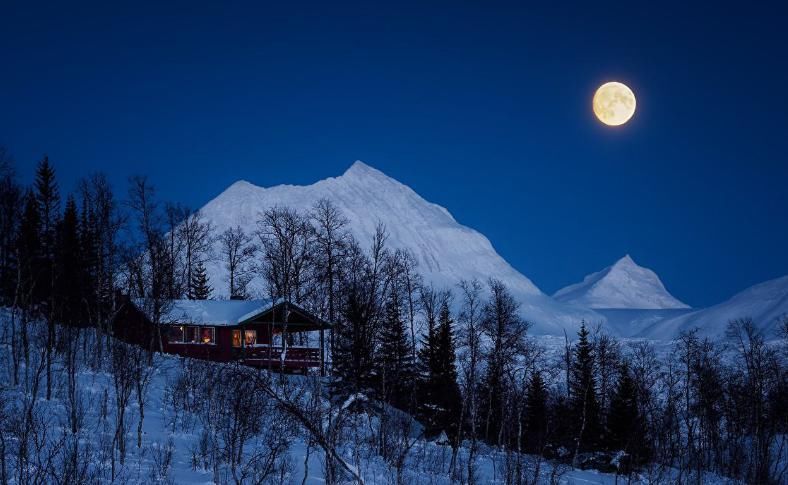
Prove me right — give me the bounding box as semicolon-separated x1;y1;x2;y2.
161;299;271;326
129;298;331;328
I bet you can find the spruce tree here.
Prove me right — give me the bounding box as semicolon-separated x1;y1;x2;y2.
188;260;212;300
416;298;439;430
434;300;461;438
524;371;548;453
570;322;601;455
376;289;416;410
0;155;21;304
55;197;83;326
607;361;649;467
418;301;438;379
34;157;60;401
333;287;376;397
418;299;462;439
34;156;60;304
17;191;42;308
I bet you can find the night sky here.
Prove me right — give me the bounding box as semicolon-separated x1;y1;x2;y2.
2;1;787;308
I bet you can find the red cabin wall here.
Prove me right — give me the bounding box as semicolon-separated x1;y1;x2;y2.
162;326;234;362
112;304;324;370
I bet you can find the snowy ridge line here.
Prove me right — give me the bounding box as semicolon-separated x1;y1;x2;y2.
554;255;689;310
197;160;600;335
194;161;787;340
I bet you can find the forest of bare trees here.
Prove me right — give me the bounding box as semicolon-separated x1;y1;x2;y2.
0;152;786;484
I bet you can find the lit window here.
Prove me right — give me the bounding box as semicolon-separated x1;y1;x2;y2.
272;331;283;347
244;330;257;346
232;330;242;348
200;327;215;344
169;325;186;343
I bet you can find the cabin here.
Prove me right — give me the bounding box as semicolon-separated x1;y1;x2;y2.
111;298;331;373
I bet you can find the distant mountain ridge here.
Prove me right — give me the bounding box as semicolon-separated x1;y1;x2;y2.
195;161;787;340
198;161;599;335
636;275;788;340
553;255;690;310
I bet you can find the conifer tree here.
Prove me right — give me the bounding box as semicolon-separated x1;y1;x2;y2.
607;362;638;445
606;361;649;470
0;151;21;304
524;370;548;453
570;322;601;458
434;299;461;439
333;286;376;397
417;289;439;428
376;288;416;410
76;172;121;333
17;190;41;308
188;260;212;300
34;156;60;400
417;293;438;378
55;196;83;326
34;156;60;303
418;297;462;439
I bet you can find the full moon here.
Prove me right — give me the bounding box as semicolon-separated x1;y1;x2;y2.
593;81;636;126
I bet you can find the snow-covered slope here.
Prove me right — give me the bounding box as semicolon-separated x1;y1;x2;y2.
637;275;788;340
199;161;598;335
553;255;690;310
593;308;694;338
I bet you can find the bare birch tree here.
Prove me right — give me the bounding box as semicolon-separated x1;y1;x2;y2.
219;225;257;299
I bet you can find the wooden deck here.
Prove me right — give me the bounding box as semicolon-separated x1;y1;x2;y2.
238;346;321;370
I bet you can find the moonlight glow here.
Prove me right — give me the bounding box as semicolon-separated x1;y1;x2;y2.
593;81;636;126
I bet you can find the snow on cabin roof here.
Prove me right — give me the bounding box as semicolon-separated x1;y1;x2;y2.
140;299;274;326
128;298;332;328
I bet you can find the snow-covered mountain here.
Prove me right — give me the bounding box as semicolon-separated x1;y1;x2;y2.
199;161;598;335
194;161;785;340
637;275;788;340
553;255;690;310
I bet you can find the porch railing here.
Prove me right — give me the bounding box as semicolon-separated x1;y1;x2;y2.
238;345;321;368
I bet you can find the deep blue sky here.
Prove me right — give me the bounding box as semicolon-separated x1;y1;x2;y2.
2;1;787;308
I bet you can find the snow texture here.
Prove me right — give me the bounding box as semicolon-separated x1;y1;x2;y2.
2;310;671;485
553;255;689;310
158;299;272;326
636;275;788;339
195;161;787;341
591;308;695;338
198;161;599;335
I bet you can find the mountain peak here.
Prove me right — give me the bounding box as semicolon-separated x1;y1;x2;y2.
340;161;408;189
343;160;381;177
216;179;261;199
227;179;257;190
195;159;599;334
614;254;636;267
554;255;689;309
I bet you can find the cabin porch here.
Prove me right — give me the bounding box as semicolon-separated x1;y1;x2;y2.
112;299;331;373
237;345;322;371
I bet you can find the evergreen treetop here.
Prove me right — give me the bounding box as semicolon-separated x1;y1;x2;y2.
188;260;212;300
